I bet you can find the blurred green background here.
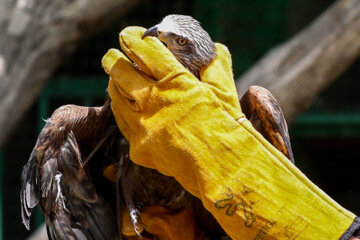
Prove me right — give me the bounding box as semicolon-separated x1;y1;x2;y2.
2;0;360;239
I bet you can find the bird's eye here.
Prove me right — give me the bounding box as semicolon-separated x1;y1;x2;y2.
177;38;187;45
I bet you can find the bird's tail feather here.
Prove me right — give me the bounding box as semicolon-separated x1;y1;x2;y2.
20;153;40;230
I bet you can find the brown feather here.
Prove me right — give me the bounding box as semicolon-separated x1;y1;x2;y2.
240;86;294;163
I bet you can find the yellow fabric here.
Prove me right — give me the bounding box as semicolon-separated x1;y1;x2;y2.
103;26;356;239
102;164;118;183
141;205;204;240
121;205;203;240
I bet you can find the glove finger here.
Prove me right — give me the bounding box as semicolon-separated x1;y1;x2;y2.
119;26;190;82
200;43;243;120
102;48;153;112
107;77;133;140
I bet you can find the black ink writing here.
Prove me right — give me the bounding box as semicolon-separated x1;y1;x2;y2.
215;191;256;228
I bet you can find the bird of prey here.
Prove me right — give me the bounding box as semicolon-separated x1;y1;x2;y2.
20;14;294;240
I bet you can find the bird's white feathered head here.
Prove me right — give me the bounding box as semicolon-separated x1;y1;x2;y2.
142;14;216;78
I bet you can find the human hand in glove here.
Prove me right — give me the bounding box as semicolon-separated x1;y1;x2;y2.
103;26;359;240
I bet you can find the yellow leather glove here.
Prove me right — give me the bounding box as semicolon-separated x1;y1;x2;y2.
103;26;357;240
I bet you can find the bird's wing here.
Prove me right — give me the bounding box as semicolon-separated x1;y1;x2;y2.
52;130;117;240
240;86;294;163
21;104;118;240
21;120;81;239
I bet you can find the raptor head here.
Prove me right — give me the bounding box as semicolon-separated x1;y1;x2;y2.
142;14;216;78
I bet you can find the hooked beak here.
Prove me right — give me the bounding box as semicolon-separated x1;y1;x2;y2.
142;26;158;39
